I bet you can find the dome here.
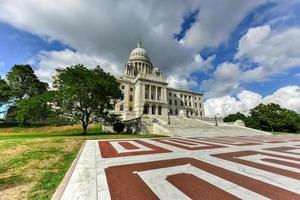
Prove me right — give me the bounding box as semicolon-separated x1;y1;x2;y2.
128;41;151;63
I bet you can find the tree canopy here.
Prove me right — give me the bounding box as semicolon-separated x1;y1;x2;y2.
0;77;11;106
6;64;48;100
223;112;247;123
224;103;300;133
52;64;123;134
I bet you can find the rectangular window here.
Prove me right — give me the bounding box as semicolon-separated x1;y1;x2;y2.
121;85;125;89
170;109;173;115
180;94;183;98
189;102;191;107
185;102;187;106
130;87;133;92
175;110;178;115
130;95;133;101
175;100;177;105
169;93;171;96
169;99;172;105
181;101;183;106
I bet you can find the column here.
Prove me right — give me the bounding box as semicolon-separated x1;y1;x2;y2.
149;85;151;100
155;86;158;100
141;84;145;100
149;104;152;115
164;87;167;102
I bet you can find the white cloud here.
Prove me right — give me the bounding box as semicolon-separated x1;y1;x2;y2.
295;73;300;77
236;25;300;81
263;85;300;113
0;0;271;89
29;49;120;86
202;62;242;97
184;0;268;49
203;25;300;97
204;85;300;117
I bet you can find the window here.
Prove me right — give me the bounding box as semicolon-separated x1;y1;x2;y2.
169;93;171;96
152;105;156;115
120;104;124;111
158;106;162;115
174;93;176;97
143;104;149;114
175;100;177;105
196;111;198;116
189;102;191;107
169;99;172;105
199;104;201;108
129;106;133;111
199;97;201;100
170;109;173;115
185;102;187;106
121;85;125;89
130;87;133;92
181;101;183;106
175;110;178;115
180;94;183;98
129;95;133;101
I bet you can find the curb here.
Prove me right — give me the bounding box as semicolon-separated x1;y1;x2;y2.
51;140;86;200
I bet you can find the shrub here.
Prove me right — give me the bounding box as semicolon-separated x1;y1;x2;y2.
113;122;125;133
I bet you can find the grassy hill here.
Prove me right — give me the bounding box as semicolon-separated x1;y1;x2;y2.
0;124;162;200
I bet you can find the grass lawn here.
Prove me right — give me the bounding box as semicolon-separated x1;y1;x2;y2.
0;124;163;200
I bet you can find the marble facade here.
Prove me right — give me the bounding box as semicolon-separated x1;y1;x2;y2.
114;42;204;120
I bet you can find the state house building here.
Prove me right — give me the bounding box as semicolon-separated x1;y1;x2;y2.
114;42;204;120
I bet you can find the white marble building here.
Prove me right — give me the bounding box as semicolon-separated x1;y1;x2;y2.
114;42;204;120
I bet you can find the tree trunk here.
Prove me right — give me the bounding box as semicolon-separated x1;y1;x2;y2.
82;123;88;135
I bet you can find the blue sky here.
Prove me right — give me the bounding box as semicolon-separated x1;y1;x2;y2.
0;0;300;117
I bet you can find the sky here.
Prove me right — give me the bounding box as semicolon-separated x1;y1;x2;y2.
0;0;300;117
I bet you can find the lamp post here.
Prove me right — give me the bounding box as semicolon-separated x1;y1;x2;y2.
215;115;217;126
215;113;220;126
168;107;171;124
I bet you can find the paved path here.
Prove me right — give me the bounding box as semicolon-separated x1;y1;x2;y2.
57;135;300;200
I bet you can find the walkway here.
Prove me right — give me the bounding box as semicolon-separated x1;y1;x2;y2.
55;135;300;200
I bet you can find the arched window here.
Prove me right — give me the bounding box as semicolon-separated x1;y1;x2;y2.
120;104;124;111
152;105;156;115
158;105;162;115
143;104;149;114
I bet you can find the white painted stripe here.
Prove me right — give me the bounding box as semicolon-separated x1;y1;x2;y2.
110;141;152;153
137;164;269;200
239;154;300;173
201;155;300;194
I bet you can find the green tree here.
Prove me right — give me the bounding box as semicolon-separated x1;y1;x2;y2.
6;64;48;100
248;103;300;132
223;112;247;123
53;64;123;134
16;94;52;125
0;77;11;106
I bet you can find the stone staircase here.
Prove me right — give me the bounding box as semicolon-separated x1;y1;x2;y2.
153;116;270;137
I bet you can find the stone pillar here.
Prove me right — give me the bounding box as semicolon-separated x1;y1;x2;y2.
141;84;145;99
164;87;167;102
149;104;152;115
155;86;158;100
149;85;151;100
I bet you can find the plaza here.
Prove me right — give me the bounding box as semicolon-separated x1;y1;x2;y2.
55;135;300;200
